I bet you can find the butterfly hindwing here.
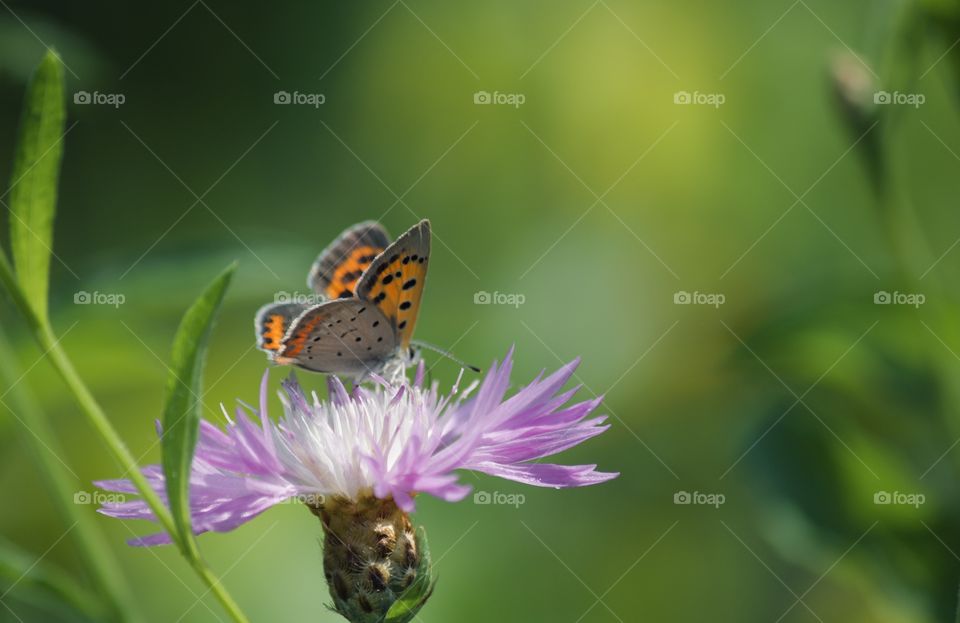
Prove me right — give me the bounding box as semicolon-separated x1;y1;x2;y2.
276;298;397;377
355;219;430;349
307;221;390;300
255;302;309;355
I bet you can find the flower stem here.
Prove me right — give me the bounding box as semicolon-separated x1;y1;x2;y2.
0;252;250;623
35;322;178;536
0;329;142;623
190;560;250;623
37;326;251;623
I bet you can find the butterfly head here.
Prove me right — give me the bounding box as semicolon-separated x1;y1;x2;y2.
400;345;422;367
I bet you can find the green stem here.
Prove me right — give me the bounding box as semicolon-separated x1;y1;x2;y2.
0;330;141;623
38;328;251;623
190;561;250;623
0;252;250;623
35;322;178;536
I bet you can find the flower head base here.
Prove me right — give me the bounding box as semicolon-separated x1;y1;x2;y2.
313;492;433;623
96;348;617;546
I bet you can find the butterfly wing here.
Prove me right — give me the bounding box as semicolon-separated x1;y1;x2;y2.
255;302;309;356
354;219;430;349
307;221;390;300
276;299;397;377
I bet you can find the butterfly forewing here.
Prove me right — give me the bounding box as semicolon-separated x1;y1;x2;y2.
355;219;430;349
276;299;397;377
255;302;309;354
308;221;390;300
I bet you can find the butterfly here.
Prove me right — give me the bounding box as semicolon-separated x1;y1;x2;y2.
255;220;431;380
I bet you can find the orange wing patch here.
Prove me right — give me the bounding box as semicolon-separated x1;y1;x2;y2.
364;250;428;348
261;314;287;352
326;245;383;300
280;315;324;359
255;301;308;357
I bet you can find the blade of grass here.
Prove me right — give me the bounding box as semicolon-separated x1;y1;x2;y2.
161;263;235;560
7;50;65;319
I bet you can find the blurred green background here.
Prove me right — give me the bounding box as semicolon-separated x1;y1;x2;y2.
4;0;960;621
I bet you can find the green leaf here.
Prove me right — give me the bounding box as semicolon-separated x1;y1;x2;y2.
161;262;236;555
7;50;66;318
384;527;436;623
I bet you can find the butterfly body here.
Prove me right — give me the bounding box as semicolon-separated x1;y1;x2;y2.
256;220;430;380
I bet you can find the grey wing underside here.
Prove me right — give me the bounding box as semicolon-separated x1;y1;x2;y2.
276;298;398;378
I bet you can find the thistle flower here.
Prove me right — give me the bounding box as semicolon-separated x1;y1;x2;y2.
96;348;617;621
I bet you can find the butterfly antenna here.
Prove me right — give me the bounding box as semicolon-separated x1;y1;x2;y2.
411;340;481;373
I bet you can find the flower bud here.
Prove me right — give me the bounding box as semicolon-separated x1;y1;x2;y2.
309;491;434;623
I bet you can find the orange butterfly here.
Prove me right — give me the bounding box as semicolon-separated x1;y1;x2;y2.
255;220;431;379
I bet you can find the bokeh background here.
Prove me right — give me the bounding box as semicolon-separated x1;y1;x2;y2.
3;0;960;621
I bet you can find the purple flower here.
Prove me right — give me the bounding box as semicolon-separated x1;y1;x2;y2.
96;348;617;546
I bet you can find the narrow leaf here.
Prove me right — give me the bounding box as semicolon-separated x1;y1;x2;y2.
8;50;66;318
161;263;236;554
